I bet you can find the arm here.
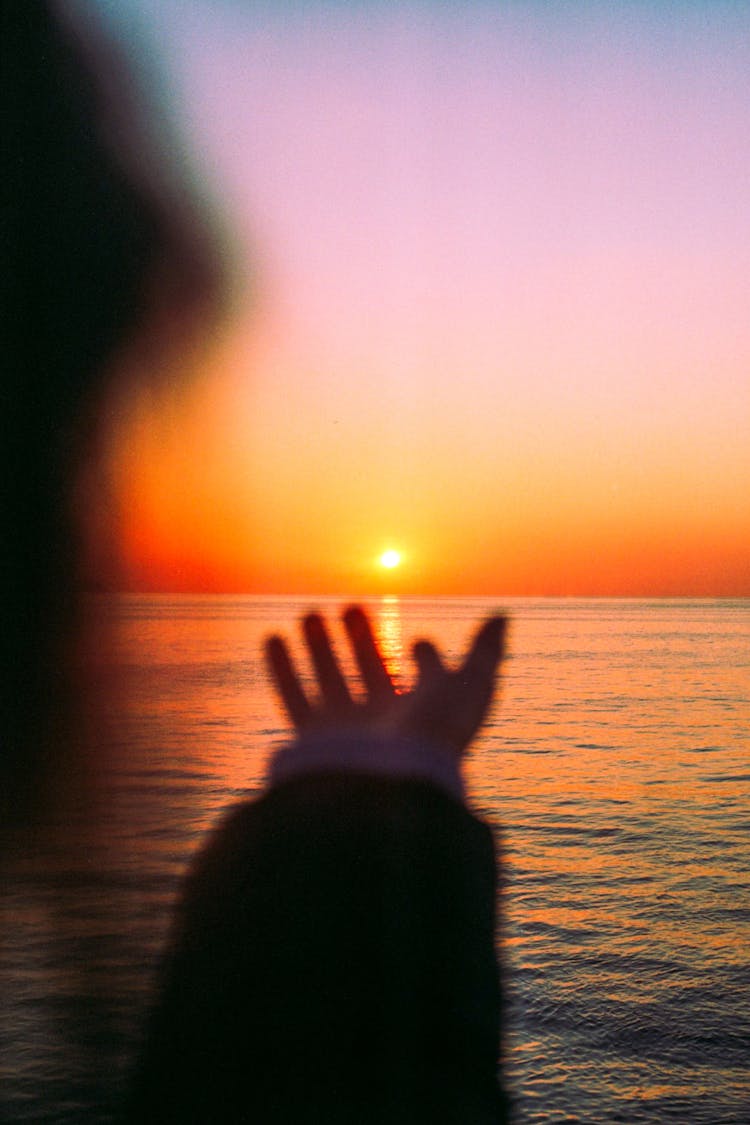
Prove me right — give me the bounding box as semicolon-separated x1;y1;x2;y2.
266;604;506;760
128;607;509;1124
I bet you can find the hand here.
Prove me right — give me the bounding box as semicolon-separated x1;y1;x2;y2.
265;605;506;758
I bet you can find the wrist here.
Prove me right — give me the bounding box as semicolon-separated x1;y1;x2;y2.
266;729;465;804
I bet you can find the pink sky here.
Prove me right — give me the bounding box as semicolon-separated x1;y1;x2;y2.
97;1;750;594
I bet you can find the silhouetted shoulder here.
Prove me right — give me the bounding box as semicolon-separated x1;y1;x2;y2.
129;772;507;1124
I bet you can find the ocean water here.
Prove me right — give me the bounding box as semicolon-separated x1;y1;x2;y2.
1;595;748;1122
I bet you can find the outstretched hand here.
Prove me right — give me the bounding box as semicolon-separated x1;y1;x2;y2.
265;606;506;758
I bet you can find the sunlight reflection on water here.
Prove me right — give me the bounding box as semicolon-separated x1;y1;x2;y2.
1;596;748;1123
374;595;405;684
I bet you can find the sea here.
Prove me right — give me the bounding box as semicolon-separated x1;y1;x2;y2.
1;595;748;1123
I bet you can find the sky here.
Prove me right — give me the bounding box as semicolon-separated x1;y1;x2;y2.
91;0;749;595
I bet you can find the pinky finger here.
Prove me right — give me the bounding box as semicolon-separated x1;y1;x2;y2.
265;635;313;729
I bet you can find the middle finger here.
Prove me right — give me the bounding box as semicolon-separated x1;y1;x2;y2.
342;605;395;703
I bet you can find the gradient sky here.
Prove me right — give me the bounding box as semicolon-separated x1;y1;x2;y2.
93;0;750;595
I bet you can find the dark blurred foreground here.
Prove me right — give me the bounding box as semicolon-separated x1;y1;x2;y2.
2;0;225;822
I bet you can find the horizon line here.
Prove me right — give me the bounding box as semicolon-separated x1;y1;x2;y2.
82;588;750;601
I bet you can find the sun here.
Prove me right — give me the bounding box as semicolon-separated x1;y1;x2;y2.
379;549;401;569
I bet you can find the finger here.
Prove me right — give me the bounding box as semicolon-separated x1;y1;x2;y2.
459;615;507;701
342;605;394;702
265;634;313;729
303;613;352;709
412;639;445;686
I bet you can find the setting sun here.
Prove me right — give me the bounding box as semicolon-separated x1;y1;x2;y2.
103;2;750;599
379;550;401;570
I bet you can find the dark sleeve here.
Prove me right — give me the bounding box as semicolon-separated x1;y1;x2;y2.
126;773;508;1124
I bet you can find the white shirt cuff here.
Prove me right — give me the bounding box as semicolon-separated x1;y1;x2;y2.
267;731;465;804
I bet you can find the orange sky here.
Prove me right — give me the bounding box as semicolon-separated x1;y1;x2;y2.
98;1;750;597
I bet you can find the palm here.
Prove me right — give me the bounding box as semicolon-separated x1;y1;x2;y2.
265;606;506;758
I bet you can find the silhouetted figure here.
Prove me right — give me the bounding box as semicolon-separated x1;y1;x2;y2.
4;5;508;1121
129;608;509;1123
2;0;223;822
